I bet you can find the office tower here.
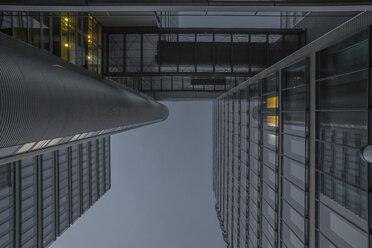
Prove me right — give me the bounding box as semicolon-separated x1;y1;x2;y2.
0;136;110;248
1;3;372;248
0;30;168;162
0;9;168;248
0;11;306;101
213;11;372;248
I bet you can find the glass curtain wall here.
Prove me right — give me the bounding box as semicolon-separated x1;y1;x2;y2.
261;74;279;248
213;29;372;248
213;58;310;248
0;11;103;75
315;30;370;248
213;23;372;248
248;82;260;248
280;59;309;248
0;137;110;248
0;164;13;248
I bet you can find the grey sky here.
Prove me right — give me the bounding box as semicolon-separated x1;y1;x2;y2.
51;101;225;248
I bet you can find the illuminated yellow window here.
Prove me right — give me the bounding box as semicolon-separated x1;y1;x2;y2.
267;116;278;127
61;13;70;61
17;142;36;154
267;96;278;109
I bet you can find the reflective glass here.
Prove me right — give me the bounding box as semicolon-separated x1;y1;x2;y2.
283;134;305;163
29;13;41;48
317;30;368;78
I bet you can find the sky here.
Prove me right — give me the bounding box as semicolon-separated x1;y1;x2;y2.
51;101;225;248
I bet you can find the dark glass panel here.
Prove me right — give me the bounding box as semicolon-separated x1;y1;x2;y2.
284;34;300;58
283;112;305;137
108;34;124;73
262;75;277;94
282;60;306;89
268;34;283;65
317;30;368;79
317;70;368;110
282;86;305;111
0;12;13;36
29;13;41;48
52;14;61;57
317;111;368;148
13;12;28;43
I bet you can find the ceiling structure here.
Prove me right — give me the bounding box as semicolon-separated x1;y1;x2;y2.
1;1;372;12
93;11;159;27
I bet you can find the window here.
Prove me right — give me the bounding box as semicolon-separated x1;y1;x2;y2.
316;30;369;247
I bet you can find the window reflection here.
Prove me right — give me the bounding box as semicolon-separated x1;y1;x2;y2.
315;30;369;248
281;59;308;247
0;11;103;75
0;138;110;248
13;12;27;43
42;14;50;51
317;30;368;78
29;13;41;48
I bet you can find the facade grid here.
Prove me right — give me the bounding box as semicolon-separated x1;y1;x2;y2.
213;12;372;248
0;137;111;248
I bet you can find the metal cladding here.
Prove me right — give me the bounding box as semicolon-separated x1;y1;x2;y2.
0;33;168;148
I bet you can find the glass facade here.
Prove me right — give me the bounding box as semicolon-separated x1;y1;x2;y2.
213;27;372;248
281;59;309;248
315;30;369;248
0;11;103;74
0;137;110;248
106;29;305;98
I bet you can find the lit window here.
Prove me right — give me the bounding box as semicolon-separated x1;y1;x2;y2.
267;116;278;127
267;96;278;109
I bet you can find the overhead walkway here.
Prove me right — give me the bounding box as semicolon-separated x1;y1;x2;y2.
104;27;305;99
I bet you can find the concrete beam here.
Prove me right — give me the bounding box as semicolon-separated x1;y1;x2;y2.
0;3;372;12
